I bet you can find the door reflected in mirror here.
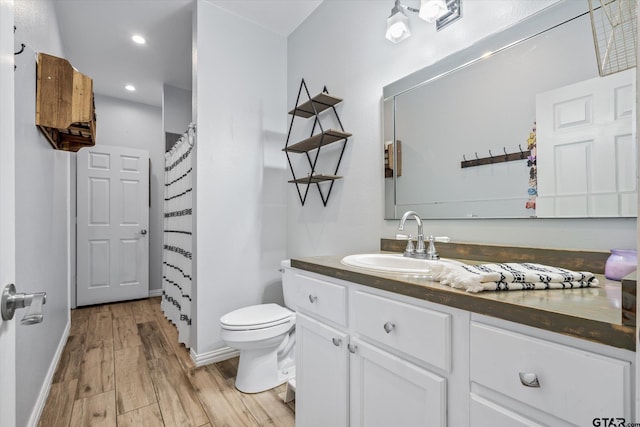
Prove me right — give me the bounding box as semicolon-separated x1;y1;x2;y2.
383;5;636;220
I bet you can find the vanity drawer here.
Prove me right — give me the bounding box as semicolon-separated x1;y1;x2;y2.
470;394;543;427
470;322;630;426
352;290;451;371
293;273;347;326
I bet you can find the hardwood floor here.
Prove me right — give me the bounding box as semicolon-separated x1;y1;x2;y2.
39;298;295;427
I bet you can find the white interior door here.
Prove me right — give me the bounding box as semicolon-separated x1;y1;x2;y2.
536;68;636;217
0;1;16;425
77;145;150;306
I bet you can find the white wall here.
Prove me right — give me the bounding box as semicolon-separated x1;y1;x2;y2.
13;1;69;426
163;84;192;135
94;95;164;293
287;0;636;256
193;0;287;356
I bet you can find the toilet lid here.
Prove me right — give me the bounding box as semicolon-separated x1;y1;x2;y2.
220;303;293;329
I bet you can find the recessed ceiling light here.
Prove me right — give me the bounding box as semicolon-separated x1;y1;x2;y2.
125;84;136;92
132;34;146;45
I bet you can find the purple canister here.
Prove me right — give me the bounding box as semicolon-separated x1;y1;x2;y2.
604;249;637;281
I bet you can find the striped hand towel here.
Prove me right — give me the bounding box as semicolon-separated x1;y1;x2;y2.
430;262;599;293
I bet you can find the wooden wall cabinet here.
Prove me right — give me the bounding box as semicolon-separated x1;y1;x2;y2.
35;52;96;152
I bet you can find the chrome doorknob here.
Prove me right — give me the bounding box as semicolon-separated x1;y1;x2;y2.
1;284;47;324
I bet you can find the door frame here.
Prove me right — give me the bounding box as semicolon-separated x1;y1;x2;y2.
0;1;16;426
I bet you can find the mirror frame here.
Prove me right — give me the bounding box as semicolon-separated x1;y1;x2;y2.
383;1;601;220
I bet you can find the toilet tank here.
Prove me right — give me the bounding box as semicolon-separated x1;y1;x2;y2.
281;260;296;310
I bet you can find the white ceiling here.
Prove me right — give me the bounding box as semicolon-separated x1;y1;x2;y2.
52;0;323;107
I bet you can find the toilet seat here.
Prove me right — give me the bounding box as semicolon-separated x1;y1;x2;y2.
220;303;293;331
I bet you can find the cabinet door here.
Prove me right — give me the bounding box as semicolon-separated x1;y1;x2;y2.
350;339;446;427
295;313;349;427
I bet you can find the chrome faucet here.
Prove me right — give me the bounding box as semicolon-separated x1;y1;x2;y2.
397;211;451;260
397;210;426;258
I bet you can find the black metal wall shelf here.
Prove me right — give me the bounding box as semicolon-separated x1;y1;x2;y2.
289;93;343;118
284;129;351;153
285;79;351;206
288;174;342;184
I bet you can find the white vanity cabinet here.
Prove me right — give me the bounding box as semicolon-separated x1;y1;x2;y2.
291;266;635;426
469;317;633;427
292;269;462;427
349;338;447;426
292;270;350;427
295;313;349;427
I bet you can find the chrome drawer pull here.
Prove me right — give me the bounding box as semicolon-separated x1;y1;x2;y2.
332;337;342;347
308;294;317;303
519;372;540;388
383;321;396;334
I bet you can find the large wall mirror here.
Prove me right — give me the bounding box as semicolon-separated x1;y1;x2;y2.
383;1;637;220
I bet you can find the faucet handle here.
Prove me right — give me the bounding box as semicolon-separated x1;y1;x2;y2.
397;234;415;256
425;235;451;260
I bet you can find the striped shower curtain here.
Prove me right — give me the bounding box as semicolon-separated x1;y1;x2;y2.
162;124;195;347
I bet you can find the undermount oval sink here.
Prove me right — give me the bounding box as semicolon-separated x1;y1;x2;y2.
340;253;460;276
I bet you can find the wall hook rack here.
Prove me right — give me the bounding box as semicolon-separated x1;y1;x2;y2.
13;26;24;70
461;146;531;169
283;78;352;206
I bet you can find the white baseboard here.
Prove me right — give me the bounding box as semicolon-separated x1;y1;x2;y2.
190;346;239;367
148;288;163;297
28;319;71;427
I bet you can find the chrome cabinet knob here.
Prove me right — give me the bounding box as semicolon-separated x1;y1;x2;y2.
140;229;147;235
519;372;540;388
332;337;342;347
383;321;396;334
308;294;317;303
348;343;357;354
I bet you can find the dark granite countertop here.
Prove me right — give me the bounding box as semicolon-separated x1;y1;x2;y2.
291;254;635;352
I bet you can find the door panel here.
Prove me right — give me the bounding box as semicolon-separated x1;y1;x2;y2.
77;145;149;306
350;339;447;427
536;68;636;217
295;313;349;427
0;1;16;425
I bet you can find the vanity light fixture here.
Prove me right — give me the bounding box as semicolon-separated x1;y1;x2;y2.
419;0;447;23
386;0;414;43
125;84;136;91
131;34;146;45
386;0;462;43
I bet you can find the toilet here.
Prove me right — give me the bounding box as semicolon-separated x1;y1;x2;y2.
219;261;296;393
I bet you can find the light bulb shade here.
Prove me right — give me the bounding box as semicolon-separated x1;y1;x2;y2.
386;10;411;43
419;0;447;23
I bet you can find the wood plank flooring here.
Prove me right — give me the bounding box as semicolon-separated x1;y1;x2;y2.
39;297;295;427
